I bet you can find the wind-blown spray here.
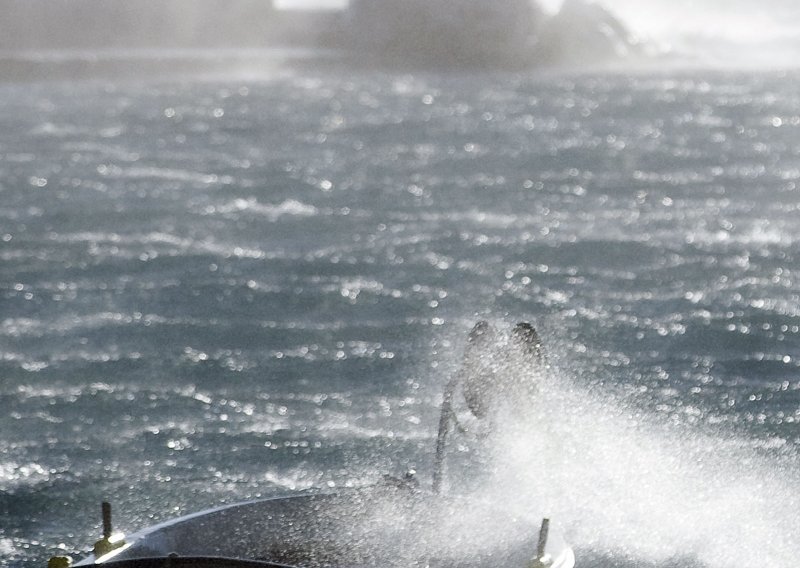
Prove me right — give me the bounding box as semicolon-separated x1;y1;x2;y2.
443;332;800;567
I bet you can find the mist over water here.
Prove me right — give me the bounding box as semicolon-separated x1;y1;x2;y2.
1;0;800;71
595;0;800;68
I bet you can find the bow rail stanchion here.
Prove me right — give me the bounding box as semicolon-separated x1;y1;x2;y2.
537;517;550;559
93;501;126;559
527;518;552;568
432;377;458;494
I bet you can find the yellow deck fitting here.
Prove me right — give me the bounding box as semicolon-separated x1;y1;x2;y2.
47;556;72;568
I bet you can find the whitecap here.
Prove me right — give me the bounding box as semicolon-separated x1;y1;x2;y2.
0;538;14;556
205;198;319;220
101;165;224;185
0;461;51;488
262;470;317;492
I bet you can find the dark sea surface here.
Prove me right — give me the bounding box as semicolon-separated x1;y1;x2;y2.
1;61;799;568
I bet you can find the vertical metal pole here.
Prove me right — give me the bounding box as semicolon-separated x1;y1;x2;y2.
536;517;550;559
102;502;113;539
432;377;457;494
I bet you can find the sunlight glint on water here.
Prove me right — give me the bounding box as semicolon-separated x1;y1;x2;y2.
1;51;799;568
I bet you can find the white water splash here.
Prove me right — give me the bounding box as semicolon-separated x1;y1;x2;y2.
456;361;800;567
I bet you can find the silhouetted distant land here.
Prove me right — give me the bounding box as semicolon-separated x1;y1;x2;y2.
0;0;642;78
344;0;542;69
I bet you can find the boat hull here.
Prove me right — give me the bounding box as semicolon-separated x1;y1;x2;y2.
75;484;575;568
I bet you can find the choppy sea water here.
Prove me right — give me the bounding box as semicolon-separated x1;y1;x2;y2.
1;64;799;568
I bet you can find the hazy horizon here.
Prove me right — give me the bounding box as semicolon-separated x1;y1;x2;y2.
1;0;799;73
